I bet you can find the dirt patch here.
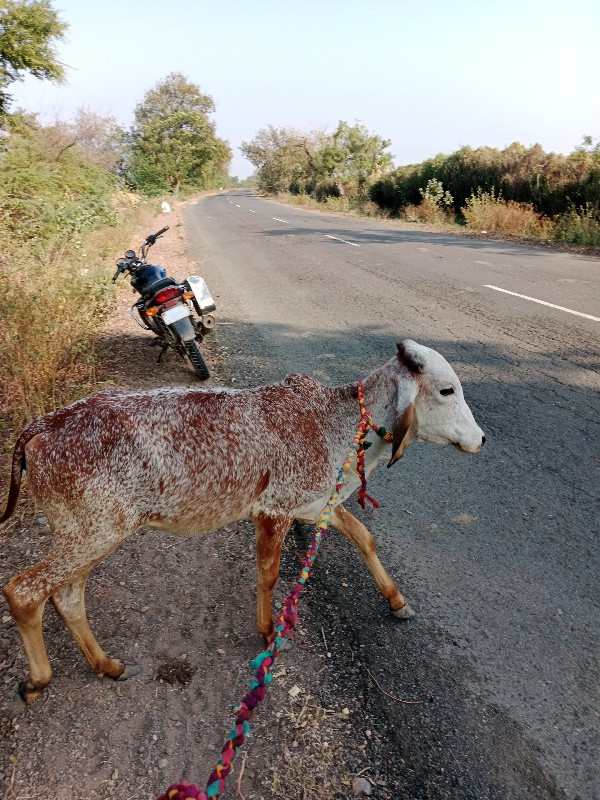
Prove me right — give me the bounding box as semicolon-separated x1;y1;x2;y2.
156;657;197;687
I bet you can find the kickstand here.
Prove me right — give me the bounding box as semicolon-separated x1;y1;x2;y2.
156;344;169;364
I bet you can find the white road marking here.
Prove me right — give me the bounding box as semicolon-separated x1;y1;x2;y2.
249;209;256;213
235;204;241;207
273;217;289;223
324;234;360;247
484;285;600;322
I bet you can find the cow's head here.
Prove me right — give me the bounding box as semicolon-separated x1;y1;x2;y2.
388;340;485;467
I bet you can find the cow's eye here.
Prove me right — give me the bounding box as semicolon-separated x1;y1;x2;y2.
440;387;455;396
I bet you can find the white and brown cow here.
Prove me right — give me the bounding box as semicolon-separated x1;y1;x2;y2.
1;340;484;704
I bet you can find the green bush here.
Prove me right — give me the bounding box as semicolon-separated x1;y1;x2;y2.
553;205;600;246
0;122;118;255
371;141;600;220
0;119;143;431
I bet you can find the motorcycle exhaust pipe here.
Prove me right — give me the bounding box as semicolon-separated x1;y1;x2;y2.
201;314;216;335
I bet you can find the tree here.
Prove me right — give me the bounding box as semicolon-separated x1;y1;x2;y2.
240;126;324;194
0;0;67;116
126;72;231;195
42;108;126;172
242;121;392;200
317;121;393;197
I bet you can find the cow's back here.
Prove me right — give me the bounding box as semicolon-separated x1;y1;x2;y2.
23;380;338;533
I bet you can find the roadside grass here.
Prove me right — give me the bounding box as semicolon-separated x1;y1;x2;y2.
273;190;600;249
461;189;555;238
276;192;387;217
553;203;600;246
0;196;156;437
402;198;455;227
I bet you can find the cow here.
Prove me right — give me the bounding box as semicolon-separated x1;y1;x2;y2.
1;340;485;705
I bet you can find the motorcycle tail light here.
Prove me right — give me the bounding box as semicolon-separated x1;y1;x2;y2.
182;291;194;300
153;286;182;304
145;307;159;316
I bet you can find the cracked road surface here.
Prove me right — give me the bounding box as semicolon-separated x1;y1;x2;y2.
185;191;599;800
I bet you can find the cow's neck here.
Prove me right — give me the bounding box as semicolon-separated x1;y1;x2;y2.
361;364;398;468
327;363;398;469
361;364;398;430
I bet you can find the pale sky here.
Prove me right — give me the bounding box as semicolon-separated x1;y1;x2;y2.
10;0;600;178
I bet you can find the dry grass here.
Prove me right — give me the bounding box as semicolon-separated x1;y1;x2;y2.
268;693;356;799
462;190;554;237
403;198;454;226
0;197;156;436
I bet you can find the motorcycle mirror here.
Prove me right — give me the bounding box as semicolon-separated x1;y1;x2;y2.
125;250;136;260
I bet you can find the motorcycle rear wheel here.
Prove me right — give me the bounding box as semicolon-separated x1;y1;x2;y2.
183;340;210;380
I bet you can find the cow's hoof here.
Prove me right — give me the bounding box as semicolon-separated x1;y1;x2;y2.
115;662;141;681
17;680;46;705
391;603;416;619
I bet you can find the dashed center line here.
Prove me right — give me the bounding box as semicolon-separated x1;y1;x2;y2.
484;285;599;321
273;217;289;223
324;234;360;247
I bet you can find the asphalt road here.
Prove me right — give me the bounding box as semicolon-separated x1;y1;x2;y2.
184;191;599;800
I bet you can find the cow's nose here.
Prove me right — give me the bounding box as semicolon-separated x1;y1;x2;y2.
481;435;486;446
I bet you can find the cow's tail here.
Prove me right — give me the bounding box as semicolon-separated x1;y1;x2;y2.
0;420;45;525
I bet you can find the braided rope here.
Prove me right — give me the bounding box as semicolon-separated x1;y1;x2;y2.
157;381;391;800
356;382;393;509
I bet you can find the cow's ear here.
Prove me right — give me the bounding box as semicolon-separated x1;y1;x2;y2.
388;376;418;468
397;340;424;375
388;401;417;467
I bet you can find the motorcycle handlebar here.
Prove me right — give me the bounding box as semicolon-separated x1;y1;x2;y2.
145;225;170;245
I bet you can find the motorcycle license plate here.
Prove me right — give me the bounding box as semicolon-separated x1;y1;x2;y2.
161;304;190;324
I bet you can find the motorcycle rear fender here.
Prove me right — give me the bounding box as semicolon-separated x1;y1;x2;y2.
169;315;196;342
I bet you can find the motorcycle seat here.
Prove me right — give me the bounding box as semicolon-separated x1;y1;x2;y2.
142;276;180;299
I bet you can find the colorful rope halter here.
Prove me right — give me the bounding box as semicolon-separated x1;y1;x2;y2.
157;381;392;800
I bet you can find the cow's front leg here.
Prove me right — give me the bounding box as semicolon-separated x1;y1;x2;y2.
252;513;294;638
330;504;415;618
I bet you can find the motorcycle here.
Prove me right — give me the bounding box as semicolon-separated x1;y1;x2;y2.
112;226;216;380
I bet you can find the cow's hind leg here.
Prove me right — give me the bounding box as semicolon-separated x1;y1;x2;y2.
253;513;294;639
330;504;415;618
50;569;140;681
3;554;62;704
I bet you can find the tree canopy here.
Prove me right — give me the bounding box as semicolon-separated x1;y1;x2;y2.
240;126;324;194
126;72;231;195
241;121;393;199
0;0;66;115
